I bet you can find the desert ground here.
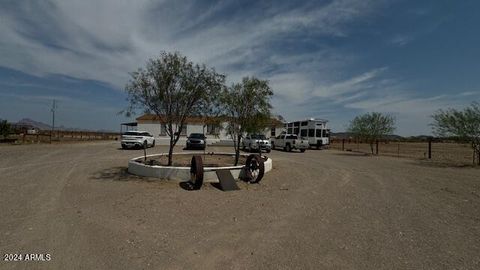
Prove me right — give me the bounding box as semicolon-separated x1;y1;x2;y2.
0;141;479;269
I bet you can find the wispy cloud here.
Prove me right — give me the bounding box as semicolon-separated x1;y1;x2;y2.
312;67;388;98
1;0;477;135
389;34;413;47
0;0;387;89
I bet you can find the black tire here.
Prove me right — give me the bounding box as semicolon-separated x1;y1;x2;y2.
121;145;127;149
272;143;275;150
152;140;155;147
266;149;271;153
190;155;204;190
245;154;265;183
286;144;292;152
300;149;306;153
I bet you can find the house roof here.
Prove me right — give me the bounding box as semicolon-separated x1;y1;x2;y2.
136;114;284;127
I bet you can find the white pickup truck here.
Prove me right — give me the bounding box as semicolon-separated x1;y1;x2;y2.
242;134;271;153
121;131;155;149
271;134;308;152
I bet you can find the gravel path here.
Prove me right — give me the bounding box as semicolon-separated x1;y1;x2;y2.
1;142;479;269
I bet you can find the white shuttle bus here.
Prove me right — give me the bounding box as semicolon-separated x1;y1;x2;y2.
283;118;330;149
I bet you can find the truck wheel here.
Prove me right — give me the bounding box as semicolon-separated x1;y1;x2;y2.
190;156;204;190
245;154;265;183
286;144;291;152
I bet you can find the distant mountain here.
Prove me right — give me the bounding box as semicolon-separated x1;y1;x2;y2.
16;118;51;130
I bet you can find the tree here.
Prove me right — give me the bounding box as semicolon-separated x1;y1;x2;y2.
431;102;480;165
221;77;273;165
0;120;11;140
125;51;225;166
347;112;395;154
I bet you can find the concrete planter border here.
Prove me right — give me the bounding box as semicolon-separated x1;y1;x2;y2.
128;152;272;182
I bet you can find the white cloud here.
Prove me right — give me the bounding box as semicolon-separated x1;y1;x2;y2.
312;67;388;98
0;0;386;89
390;34;413;47
5;0;471;135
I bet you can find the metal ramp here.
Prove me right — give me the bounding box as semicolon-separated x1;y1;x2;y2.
215;169;240;191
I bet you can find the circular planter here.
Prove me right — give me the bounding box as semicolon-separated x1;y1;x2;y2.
128;152;272;182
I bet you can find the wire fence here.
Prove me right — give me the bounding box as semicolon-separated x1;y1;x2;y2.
330;139;477;165
3;130;120;144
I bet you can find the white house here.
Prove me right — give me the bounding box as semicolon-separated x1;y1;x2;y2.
135;114;284;145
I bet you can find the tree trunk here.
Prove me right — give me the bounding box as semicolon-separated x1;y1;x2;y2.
168;137;174;166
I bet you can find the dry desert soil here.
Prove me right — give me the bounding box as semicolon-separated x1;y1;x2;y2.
0;141;479;269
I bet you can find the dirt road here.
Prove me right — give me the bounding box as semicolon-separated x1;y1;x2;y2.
1;142;479;269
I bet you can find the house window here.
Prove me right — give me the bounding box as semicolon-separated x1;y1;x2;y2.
308;129;314;137
206;124;219;135
180;125;187;136
271;127;276;137
301;121;308;126
300;129;307;137
316;129;322;137
287;128;293;134
294;122;300;127
294;127;299;135
160;124;167;136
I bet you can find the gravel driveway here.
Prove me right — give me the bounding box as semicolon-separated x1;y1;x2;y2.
1;141;479;269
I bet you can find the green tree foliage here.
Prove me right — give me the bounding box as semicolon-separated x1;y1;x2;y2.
348;112;396;154
431;102;480;165
221;77;273;165
0;119;11;139
125;51;225;166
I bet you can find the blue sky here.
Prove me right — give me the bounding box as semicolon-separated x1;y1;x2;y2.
0;0;479;135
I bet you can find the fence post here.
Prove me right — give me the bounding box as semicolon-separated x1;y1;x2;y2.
477;149;480;166
428;139;432;159
342;139;345;151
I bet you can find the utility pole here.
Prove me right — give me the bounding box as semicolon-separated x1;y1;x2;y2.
50;100;57;144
